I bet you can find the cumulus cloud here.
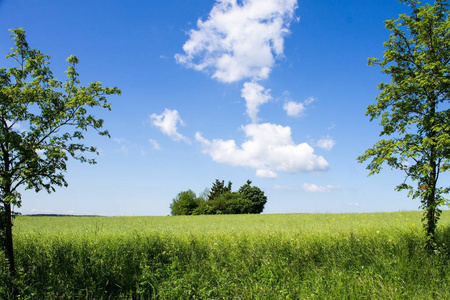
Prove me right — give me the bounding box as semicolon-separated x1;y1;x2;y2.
175;0;298;83
317;137;336;151
301;183;340;193
150;109;190;143
241;81;271;123
196;123;328;178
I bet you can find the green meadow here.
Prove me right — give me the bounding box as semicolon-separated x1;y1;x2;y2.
2;211;450;299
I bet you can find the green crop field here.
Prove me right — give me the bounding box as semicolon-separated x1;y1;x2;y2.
2;211;450;299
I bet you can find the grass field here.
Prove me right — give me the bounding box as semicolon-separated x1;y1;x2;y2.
2;211;450;299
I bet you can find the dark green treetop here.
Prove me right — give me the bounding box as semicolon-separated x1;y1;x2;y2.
207;179;232;200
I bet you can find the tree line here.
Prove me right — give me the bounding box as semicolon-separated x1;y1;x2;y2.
170;179;267;215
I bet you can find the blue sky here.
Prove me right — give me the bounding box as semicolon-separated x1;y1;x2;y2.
1;0;441;216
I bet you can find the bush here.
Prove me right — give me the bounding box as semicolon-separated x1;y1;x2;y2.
170;190;202;216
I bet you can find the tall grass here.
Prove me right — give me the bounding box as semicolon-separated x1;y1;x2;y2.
1;211;450;299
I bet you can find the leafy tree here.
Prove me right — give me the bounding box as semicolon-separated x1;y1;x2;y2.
170;190;201;215
0;28;120;276
207;179;232;200
238;180;267;214
357;0;450;251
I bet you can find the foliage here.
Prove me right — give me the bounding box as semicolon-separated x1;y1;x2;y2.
239;180;267;214
0;28;120;276
357;0;450;250
174;179;267;215
2;212;450;299
207;179;232;200
194;192;252;215
0;206;4;249
170;190;203;216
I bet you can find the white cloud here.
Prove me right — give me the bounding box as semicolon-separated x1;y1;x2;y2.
283;101;305;117
149;138;161;150
346;202;361;207
6;119;25;132
150;109;190;143
241;81;271;123
317;137;336;151
256;169;278;178
175;0;298;83
283;97;315;117
196;123;328;177
272;185;299;191
301;183;340;193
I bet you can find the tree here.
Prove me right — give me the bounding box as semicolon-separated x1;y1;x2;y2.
238;180;267;214
357;0;450;251
0;28;120;276
170;190;201;215
207;179;232;200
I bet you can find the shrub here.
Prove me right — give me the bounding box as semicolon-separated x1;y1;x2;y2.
170;190;201;216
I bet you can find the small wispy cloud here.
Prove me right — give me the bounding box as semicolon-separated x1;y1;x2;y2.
283;97;315;117
113;138;130;154
301;183;340;193
272;185;299;191
327;122;336;130
113;137;148;156
150;109;190;144
346;202;360;207
317;137;336;151
149;138;161;150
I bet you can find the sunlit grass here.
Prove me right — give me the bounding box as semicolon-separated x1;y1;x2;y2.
2;211;450;299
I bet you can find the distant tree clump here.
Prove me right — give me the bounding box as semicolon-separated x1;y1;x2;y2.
170;180;267;215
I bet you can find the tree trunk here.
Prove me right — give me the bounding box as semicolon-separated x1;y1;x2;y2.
425;96;438;253
425;193;436;252
4;202;15;276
